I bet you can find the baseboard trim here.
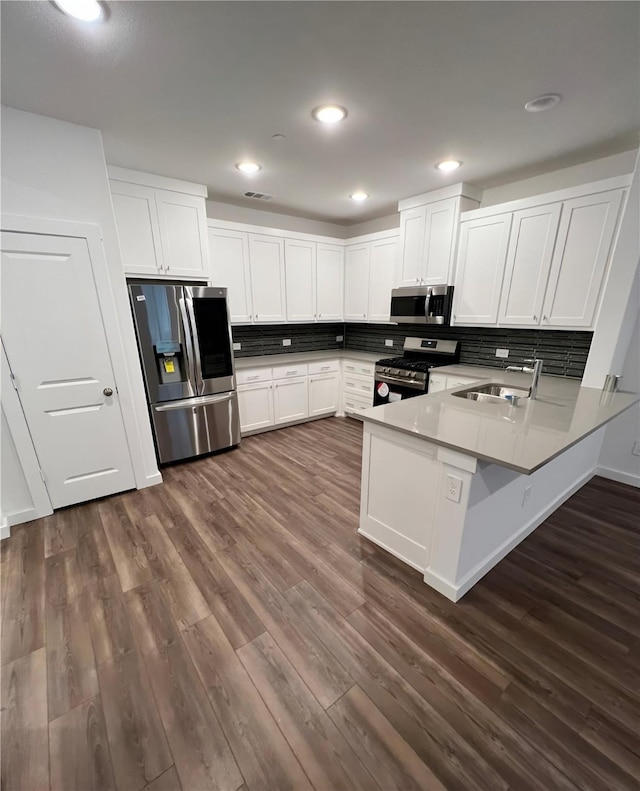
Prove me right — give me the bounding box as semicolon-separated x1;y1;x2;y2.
595;466;640;488
427;467;597;602
138;472;163;489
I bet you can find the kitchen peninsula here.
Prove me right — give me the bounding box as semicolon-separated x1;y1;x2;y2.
356;367;638;601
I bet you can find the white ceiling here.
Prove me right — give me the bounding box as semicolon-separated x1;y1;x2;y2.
1;1;638;224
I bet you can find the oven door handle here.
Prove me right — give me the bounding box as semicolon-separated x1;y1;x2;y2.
375;374;426;391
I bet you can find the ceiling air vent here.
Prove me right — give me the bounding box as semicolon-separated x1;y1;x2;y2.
244;191;274;201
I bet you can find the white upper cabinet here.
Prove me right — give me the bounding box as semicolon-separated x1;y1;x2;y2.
285;239;316;322
344;243;371;321
542;189;624;327
108;167;209;279
249;234;286;323
368;237;398;322
422;199;459;285
452;215;512;325
155;189;209;278
110;182;164;276
396;186;481;288
454;178;627;330
397;208;425;286
316;243;344;321
498;204;561;326
208;228;253;324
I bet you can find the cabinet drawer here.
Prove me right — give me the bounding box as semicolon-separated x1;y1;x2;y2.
272;363;309;380
308;360;340;375
344;373;374;396
237;368;272;385
344;393;373;413
343;360;375;377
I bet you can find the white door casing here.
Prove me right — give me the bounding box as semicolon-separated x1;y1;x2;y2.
1;231;136;508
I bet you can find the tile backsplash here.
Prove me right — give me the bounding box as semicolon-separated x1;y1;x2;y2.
232;323;344;357
231;322;593;378
345;323;593;378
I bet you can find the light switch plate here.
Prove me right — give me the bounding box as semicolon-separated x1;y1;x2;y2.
282;339;291;347
232;342;241;351
632;441;640;457
336;335;344;342
385;339;394;347
496;348;509;359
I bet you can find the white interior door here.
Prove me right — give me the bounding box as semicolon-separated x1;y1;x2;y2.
1;231;136;508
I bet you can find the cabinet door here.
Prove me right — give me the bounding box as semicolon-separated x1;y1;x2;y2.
249;235;286;323
285;239;316;322
397;207;426;286
498;204;561;326
273;377;308;425
110;180;163;276
542;190;624;328
309;373;340;416
155;189;209;278
368;237;398;322
238;381;274;432
344;244;371;321
423;198;458;285
453;215;512;325
208;229;253;324
316;243;344;321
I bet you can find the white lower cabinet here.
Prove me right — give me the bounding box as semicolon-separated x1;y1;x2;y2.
309;373;340;416
237;381;274;433
428;372;477;392
273;377;309;425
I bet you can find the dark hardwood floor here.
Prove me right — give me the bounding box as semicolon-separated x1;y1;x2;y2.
2;416;639;791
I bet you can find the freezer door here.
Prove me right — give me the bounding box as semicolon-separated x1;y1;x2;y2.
151;391;240;463
129;283;197;402
185;286;235;395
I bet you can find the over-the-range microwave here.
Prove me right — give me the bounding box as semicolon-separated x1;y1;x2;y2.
390;285;454;325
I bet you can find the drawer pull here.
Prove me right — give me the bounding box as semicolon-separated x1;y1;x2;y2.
246;375;260;381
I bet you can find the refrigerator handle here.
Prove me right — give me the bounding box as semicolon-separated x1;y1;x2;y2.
178;297;199;392
185;292;205;394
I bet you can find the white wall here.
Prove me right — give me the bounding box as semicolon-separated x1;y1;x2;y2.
1;409;33;524
597;307;640;487
479;150;638;208
1;107;160;526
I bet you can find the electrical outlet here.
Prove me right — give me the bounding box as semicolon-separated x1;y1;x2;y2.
336;335;344;342
632;441;640;457
445;475;462;503
496;348;509;359
522;486;532;507
385;339;394;347
282;339;291;347
232;342;241;351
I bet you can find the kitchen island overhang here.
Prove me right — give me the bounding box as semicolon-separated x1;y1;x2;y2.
355;370;638;602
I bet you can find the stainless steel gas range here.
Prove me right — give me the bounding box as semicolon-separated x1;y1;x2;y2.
374;337;460;405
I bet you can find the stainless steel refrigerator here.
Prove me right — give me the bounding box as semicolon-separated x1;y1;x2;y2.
129;283;240;463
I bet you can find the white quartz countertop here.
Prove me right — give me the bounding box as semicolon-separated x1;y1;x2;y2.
357;366;639;474
234;350;380;369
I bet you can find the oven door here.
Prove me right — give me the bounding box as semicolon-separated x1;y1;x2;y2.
374;374;426;405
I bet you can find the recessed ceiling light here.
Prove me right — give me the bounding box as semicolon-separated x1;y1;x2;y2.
53;0;104;22
350;192;369;202
235;161;262;174
312;105;348;124
525;93;562;113
435;160;462;172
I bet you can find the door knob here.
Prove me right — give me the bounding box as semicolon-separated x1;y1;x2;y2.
103;387;113;397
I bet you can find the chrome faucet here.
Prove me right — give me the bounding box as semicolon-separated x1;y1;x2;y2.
506;358;544;399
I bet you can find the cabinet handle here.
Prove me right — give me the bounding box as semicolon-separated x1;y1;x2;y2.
255;314;258;320
246;375;260;381
543;315;548;322
533;315;538;322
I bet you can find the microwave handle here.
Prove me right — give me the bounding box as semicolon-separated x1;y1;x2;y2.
425;287;432;320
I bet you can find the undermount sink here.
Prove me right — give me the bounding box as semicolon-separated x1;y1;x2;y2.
452;383;530;404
